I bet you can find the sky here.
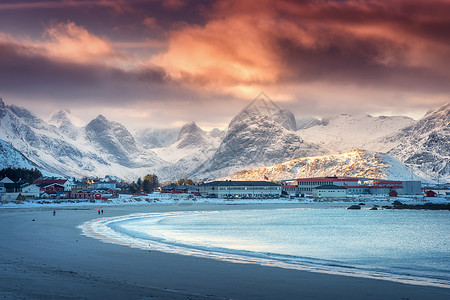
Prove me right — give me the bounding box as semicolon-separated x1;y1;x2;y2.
1;0;449;131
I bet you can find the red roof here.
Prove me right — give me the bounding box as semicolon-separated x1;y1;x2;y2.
345;186;403;189
374;180;402;184
34;179;67;185
296;178;358;182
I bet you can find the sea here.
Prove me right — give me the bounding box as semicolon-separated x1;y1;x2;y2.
81;206;450;287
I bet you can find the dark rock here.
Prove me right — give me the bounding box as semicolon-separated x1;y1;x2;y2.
391;202;450;211
393;200;403;206
347;205;361;210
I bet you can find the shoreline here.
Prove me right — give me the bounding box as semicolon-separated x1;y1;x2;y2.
81;209;450;289
1;203;449;299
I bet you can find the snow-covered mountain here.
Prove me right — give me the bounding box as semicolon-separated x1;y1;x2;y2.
0;98;164;179
296;116;321;130
48;109;84;140
190;96;327;180
135;127;179;149
0;139;59;177
85;115;140;167
224;149;422;182
0;139;40;171
1;95;448;182
153;122;221;179
384;103;450;181
298;114;415;152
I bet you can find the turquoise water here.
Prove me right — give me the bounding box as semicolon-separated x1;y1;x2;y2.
104;208;450;286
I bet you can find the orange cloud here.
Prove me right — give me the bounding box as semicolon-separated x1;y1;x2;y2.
152;15;283;96
151;0;450;100
42;22;122;64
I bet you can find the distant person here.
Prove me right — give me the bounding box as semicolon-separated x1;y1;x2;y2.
53;210;56;216
101;210;103;214
98;209;100;215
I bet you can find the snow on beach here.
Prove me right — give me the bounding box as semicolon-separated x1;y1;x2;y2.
1;191;448;209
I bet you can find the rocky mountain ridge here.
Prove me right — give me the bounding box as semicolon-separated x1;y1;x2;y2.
224;149;422;182
0;96;448;182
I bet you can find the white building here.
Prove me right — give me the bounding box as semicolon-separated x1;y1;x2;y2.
21;184;41;198
200;181;282;198
312;184;347;198
296;177;421;195
297;177;358;193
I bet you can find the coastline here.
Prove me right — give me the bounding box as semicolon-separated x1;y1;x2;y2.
0;203;449;299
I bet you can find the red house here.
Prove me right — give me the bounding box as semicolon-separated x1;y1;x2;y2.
389;190;398;197
41;183;66;194
425;190;437;197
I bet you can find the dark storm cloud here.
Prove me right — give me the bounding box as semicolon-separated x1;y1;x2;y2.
0;40;172;103
1;0;449;127
279;38;450;94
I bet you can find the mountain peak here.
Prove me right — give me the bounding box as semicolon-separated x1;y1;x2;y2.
176;121;208;148
230;92;296;131
178;121;201;140
95;114;108;121
242;92;281;117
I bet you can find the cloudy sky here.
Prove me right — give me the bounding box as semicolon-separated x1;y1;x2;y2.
1;0;449;131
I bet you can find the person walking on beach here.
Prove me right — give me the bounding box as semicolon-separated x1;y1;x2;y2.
53;210;56;216
101;210;103;215
98;209;100;215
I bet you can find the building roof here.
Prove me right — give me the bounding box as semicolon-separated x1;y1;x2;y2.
162;184;190;190
201;181;281;187
373;180;402;184
313;184;347;190
0;177;14;183
34;179;68;185
296;177;358;182
344;186;403;189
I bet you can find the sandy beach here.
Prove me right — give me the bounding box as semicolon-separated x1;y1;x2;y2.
0;203;449;299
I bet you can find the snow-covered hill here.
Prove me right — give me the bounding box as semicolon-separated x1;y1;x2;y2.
0;139;40;170
298;114;415;153
0;139;61;177
224;149;422;182
385;103;450;181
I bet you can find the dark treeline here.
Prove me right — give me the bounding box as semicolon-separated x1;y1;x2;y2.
0;167;42;183
129;174;159;193
175;178;195;185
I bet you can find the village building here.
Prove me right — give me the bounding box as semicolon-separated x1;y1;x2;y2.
312;184;347;198
33;178;72;191
199;181;282;198
71;180;91;192
293;177;421;196
161;184;199;194
91;180;117;190
0;176;25;193
21;184;41;198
